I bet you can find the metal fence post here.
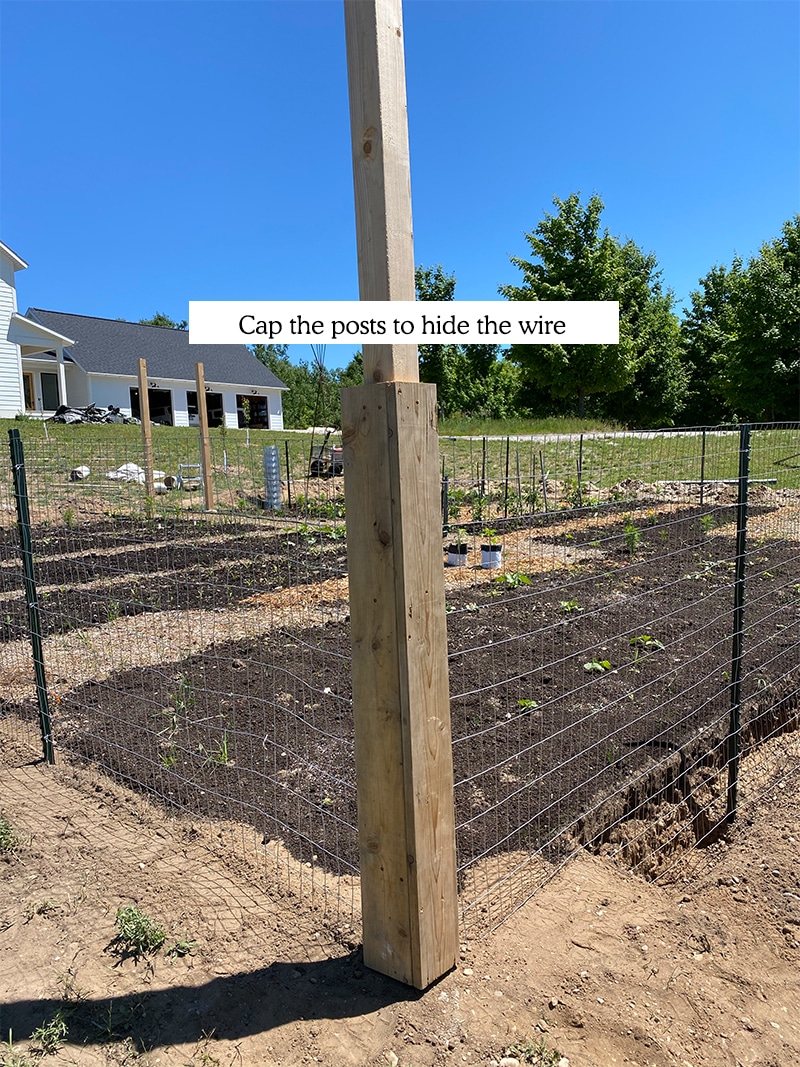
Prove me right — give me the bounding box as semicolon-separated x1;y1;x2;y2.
726;423;751;823
8;429;54;765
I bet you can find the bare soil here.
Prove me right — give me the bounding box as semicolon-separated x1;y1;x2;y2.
7;503;797;888
1;731;799;1067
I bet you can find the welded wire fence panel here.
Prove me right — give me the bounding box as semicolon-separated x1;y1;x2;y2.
0;444;42;754
446;425;800;933
0;420;359;935
3;419;799;943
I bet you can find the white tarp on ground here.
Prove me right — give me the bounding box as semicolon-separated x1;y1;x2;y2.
105;463;166;483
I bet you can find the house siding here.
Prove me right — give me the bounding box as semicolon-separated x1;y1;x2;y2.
0;264;25;418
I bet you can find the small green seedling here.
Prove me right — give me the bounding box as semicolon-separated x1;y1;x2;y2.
630;634;665;662
518;699;539;711
700;513;716;534
494;571;531;589
559;599;582;613
114;905;166;956
584;658;612;673
170;673;195;714
166;938;200;958
505;1035;563;1065
623;518;641;556
0;1030;37;1067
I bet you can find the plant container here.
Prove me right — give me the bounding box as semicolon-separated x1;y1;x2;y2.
480;544;502;569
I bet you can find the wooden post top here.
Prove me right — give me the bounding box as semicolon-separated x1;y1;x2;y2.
344;0;419;385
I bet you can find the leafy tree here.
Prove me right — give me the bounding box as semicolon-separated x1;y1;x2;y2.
682;217;800;422
500;193;686;425
595;241;688;427
680;263;740;425
719;217;800;421
415;264;519;418
139;312;188;329
252;344;364;428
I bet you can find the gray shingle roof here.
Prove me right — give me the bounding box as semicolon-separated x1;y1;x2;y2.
25;309;287;390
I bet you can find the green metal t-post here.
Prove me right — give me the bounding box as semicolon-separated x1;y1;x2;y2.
9;428;54;764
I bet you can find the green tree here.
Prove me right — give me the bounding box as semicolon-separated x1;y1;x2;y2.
596;241;689;427
252;344;333;428
139;312;188;329
682;217;800;422
500;193;686;425
720;217;800;420
252;344;363;428
415;264;519;418
680;263;740;425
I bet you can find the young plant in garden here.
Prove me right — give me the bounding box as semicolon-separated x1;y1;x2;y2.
114;905;166;956
630;634;665;663
170;674;194;714
518;699;539;712
560;599;582;613
493;571;530;589
0;815;17;853
623;517;641;556
29;1011;68;1056
584;658;612;673
700;513;716;535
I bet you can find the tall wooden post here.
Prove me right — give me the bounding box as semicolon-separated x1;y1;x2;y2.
195;362;215;511
137;358;155;501
343;0;458;990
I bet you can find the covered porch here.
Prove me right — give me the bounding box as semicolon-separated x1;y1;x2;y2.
8;312;77;414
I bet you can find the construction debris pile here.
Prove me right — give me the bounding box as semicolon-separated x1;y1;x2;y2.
49;404;139;425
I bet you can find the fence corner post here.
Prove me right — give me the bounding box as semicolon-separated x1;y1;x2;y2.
8;428;54;765
342;381;458;990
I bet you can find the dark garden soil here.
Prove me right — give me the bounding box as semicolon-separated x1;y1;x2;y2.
0;517;348;641
7;499;799;885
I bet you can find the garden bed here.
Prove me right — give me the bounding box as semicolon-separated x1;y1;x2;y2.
5;497;798;882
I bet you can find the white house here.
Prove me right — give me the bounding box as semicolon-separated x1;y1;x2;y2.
0;241;287;429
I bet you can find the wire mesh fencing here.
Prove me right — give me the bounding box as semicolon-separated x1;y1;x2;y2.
0;420;360;939
2;419;799;943
444;424;800;933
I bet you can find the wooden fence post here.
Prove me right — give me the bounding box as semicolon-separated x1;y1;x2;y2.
343;0;458;990
195;362;215;511
137;358;155;504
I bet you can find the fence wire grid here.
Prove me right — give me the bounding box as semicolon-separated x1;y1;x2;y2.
2;419;799;942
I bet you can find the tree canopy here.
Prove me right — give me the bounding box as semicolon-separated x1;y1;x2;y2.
139;312;188;330
500;193;686;426
251;208;798;431
415;264;519;419
252;344;362;428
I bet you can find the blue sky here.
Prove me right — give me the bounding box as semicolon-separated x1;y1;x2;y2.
2;0;798;370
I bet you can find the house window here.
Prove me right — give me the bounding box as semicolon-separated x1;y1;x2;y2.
23;373;34;411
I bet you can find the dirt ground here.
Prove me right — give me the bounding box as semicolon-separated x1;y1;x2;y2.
2;729;799;1067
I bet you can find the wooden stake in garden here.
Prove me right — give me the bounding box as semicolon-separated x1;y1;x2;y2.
342;0;458;990
194;362;215;511
136;358;155;503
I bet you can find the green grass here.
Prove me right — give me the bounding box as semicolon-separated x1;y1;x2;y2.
2;419;798;531
29;1010;69;1055
438;414;619;436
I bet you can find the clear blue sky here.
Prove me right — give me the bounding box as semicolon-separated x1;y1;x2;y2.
2;1;798;370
